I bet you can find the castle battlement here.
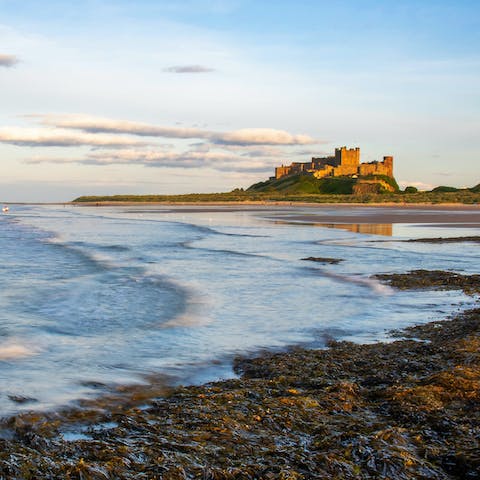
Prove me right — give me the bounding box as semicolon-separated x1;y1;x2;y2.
275;147;393;180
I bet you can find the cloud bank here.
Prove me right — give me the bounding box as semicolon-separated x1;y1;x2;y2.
0;54;19;68
5;113;320;175
34;114;318;146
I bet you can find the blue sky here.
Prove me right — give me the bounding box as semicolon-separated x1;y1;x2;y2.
0;0;479;201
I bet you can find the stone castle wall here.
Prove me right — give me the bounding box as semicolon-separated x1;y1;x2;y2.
275;165;292;178
275;147;393;181
358;156;393;177
313;165;335;179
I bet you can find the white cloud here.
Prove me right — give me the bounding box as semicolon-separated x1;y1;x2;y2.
214;128;316;146
0;54;19;67
219;144;286;157
163;65;215;73
24;148;272;173
33;114;206;139
32;114;319;146
398;180;435;191
0;127;150;148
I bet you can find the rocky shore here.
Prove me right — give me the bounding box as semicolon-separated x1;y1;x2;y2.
0;271;479;479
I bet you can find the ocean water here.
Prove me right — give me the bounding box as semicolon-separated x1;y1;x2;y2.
0;204;478;415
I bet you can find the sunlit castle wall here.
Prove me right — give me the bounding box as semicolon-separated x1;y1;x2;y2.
275;165;292;179
358;156;394;177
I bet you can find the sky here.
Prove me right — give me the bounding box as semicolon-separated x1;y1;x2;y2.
0;0;479;202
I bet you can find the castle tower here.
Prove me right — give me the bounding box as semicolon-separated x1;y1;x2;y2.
382;156;393;177
275;165;291;179
334;146;360;175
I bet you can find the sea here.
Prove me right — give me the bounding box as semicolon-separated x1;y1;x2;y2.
0;204;478;416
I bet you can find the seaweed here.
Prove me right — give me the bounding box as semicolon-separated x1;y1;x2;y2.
375;269;480;296
405;236;480;244
301;257;343;264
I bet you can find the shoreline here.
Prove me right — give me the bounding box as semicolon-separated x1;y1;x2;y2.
1;271;478;478
77;202;480;226
72;200;480;209
4;200;480;209
8;202;480;227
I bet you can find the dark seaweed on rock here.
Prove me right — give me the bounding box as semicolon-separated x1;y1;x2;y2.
375;269;480;296
0;282;479;478
405;236;480;244
301;257;343;264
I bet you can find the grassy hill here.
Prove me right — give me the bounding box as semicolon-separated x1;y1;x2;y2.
247;174;398;195
248;175;355;194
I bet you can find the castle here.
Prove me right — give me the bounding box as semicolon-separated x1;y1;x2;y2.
275;147;393;181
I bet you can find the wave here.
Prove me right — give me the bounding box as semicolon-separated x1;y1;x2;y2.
56;240;132;253
182;244;266;259
25;263;196;339
98;244;131;252
161;313;211;329
154;279;211;329
163;220;268;239
42;234;135;275
49;241;119;272
307;268;394;295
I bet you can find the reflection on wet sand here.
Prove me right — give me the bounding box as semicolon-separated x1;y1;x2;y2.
318;223;393;236
273;220;393;236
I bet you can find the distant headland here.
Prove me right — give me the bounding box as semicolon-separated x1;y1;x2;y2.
72;145;480;205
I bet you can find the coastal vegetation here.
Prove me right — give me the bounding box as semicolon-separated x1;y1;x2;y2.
0;269;478;478
73;179;480;204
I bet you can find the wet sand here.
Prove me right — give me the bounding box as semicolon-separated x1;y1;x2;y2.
81;203;480;227
262;205;480;226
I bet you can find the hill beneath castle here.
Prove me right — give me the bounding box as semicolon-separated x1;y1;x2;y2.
247;174;400;195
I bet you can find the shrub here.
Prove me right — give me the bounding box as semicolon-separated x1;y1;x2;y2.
431;186;459;193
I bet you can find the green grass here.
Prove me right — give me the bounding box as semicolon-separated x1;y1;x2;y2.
73;190;480;205
247;174;356;194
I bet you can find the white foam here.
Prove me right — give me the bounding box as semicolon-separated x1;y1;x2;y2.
318;270;394;296
0;342;38;360
359;277;395;295
162;313;212;328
